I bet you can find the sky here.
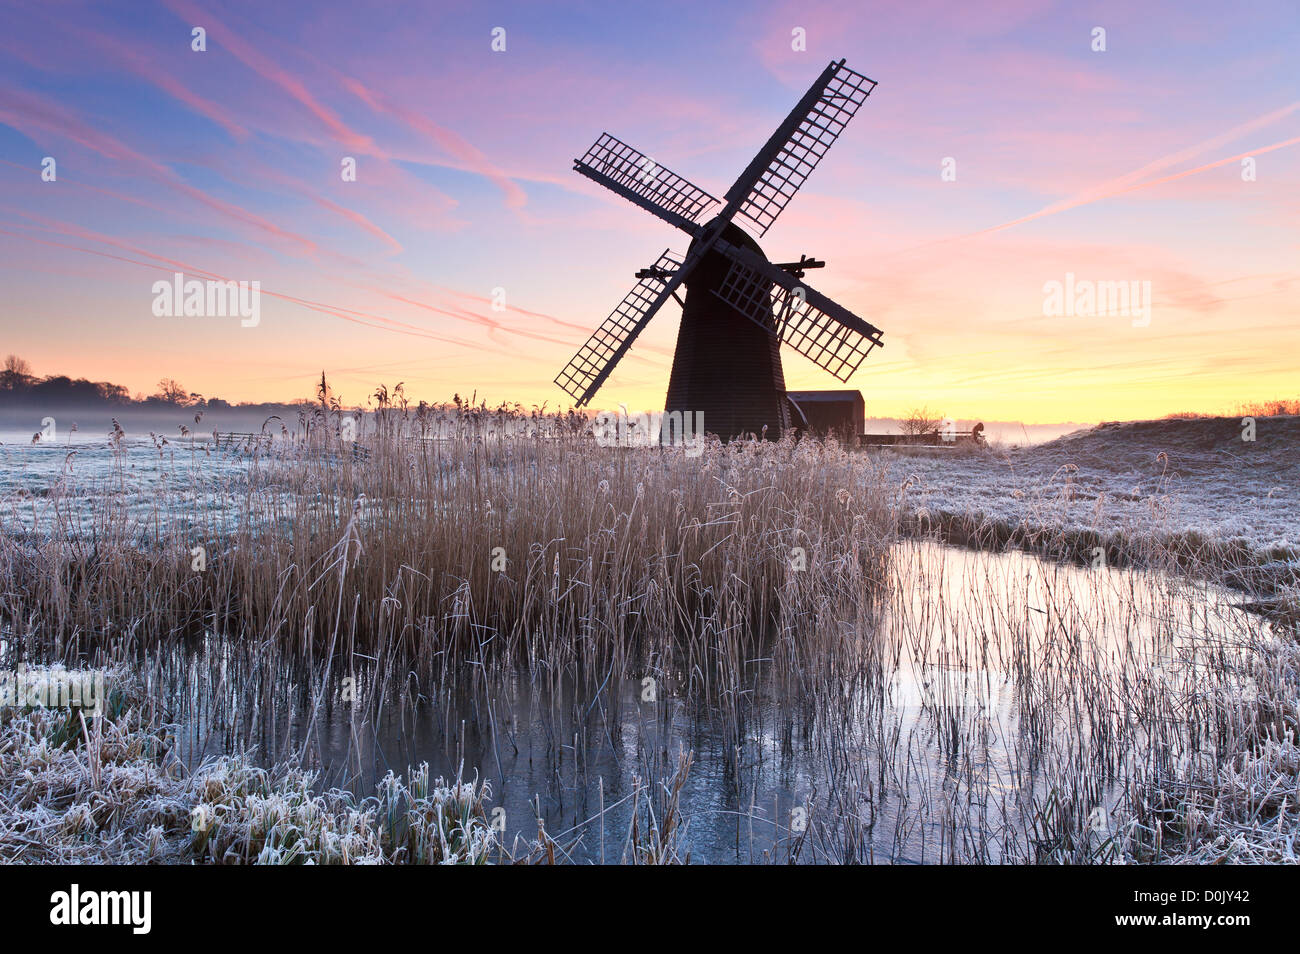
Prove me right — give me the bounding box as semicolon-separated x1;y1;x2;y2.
0;0;1297;424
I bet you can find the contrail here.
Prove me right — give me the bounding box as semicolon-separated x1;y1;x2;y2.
974;134;1300;237
881;105;1300;259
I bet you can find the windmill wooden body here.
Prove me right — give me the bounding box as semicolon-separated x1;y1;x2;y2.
554;59;884;441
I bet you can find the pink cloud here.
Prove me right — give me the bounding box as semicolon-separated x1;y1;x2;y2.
341;75;528;210
78;27;250;142
0;85;319;255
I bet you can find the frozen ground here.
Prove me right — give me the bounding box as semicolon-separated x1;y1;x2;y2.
3;416;1295;571
879;415;1299;561
0;434;260;539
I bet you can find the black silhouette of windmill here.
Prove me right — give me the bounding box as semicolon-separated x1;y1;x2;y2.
554;59;884;440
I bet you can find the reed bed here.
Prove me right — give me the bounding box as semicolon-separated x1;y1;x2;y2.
1;405;896;697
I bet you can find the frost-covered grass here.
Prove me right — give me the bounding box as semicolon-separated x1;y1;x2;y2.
0;666;700;865
0;434;260;540
0;671;499;864
1123;635;1300;864
882;416;1300;587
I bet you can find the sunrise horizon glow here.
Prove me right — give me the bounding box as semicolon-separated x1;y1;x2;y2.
2;1;1297;426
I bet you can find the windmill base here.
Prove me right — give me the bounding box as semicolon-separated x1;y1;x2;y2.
663;220;791;442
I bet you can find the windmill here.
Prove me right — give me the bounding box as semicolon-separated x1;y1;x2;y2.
553;58;884;441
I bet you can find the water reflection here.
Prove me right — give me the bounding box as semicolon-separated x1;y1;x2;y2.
144;540;1259;863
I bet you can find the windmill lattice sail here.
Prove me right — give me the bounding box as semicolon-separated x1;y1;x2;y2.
574;134;719;234
553;249;685;405
711;240;883;381
725;61;876;236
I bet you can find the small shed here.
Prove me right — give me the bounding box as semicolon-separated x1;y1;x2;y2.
786;390;865;444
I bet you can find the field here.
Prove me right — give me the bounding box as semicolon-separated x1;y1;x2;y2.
1;407;1296;863
893;416;1299;552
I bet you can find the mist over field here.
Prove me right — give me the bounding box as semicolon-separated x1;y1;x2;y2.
1;404;1091;449
0;404;300;446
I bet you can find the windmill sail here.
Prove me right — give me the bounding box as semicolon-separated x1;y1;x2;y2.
574;134;719;235
553;249;686;406
722;60;876;237
711;240;883;381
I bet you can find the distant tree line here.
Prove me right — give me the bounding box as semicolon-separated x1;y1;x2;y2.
0;354;242;410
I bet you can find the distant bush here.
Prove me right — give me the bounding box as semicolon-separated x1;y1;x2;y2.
1164;398;1299;420
900;406;943;436
1237;398;1300;416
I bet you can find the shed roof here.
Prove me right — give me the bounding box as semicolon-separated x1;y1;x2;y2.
787;390;864;403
